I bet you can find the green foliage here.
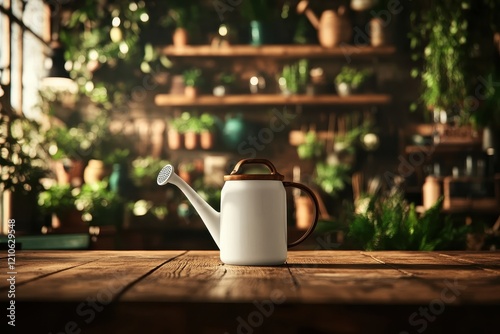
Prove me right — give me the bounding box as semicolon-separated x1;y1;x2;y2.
0;114;49;194
335;67;372;89
348;192;469;250
279;59;309;94
472;74;500;127
297;131;324;160
60;0;150;107
218;72;236;86
131;156;170;187
409;0;499;121
335;121;372;147
128;199;168;220
38;184;76;216
183;68;203;87
74;181;123;225
314;162;351;197
200;113;216;131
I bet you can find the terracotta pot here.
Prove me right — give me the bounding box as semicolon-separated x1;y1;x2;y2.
200;131;215;150
83;159;109;184
184;131;198;150
173;27;188;47
184;86;198;98
55;159;85;186
168;130;183;150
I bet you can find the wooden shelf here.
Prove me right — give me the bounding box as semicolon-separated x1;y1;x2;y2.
159;45;396;58
154;94;391;107
405;142;482;154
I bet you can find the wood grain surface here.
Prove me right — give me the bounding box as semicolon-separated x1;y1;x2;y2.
2;250;499;333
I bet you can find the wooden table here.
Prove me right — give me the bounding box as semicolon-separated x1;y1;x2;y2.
2;251;499;333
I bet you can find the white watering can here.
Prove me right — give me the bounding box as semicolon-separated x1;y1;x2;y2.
157;158;319;265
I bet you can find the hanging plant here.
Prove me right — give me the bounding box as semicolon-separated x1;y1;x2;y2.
409;0;500;125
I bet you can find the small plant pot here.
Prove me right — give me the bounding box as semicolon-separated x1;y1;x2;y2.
184;86;198;98
55;159;85;186
336;82;353;97
184;131;198;150
200;131;215;150
83;159;109;184
173;27;188;47
167;130;183;150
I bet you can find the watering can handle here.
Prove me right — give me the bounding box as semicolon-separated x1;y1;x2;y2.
230;158;280;176
283;181;319;248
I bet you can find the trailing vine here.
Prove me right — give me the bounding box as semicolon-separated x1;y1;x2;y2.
409;0;499;125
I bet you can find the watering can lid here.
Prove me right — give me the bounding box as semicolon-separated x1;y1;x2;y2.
224;158;285;181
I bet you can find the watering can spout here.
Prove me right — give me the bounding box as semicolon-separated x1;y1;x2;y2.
157;165;221;248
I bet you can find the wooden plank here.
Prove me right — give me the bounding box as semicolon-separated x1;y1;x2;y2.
438;252;500;272
365;251;500;304
154;94;392;107
9;251;185;301
286;251;441;304
0;251;110;288
121;250;297;302
159;45;396;58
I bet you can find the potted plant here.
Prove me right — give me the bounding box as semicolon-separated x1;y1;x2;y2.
182;112;203;150
347;191;469;250
38;184;82;229
183;68;203;98
75;181;123;226
45;125;91;186
334;67;372;96
167;116;187;150
409;2;470;123
297;131;324;160
199;113;217;150
169;7;189;47
314;162;351;197
278;59;309;95
131;156;171;189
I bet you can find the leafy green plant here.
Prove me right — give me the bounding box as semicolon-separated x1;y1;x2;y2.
409;0;499;122
217;72;236;86
335;67;372;89
297;131;324;160
348;192;469;250
200;113;216;132
38;184;76;216
59;0;154;107
279;59;308;94
128;199;168;220
0;113;49;194
183;69;203;87
131;156;170;187
74;181;123;225
314;162;351;197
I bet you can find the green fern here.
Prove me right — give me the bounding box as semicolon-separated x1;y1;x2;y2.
348;191;469;251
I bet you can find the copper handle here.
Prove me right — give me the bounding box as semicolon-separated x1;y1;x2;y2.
230;158;279;175
283;182;319;248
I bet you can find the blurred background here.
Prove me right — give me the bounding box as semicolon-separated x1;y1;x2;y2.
1;0;499;251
